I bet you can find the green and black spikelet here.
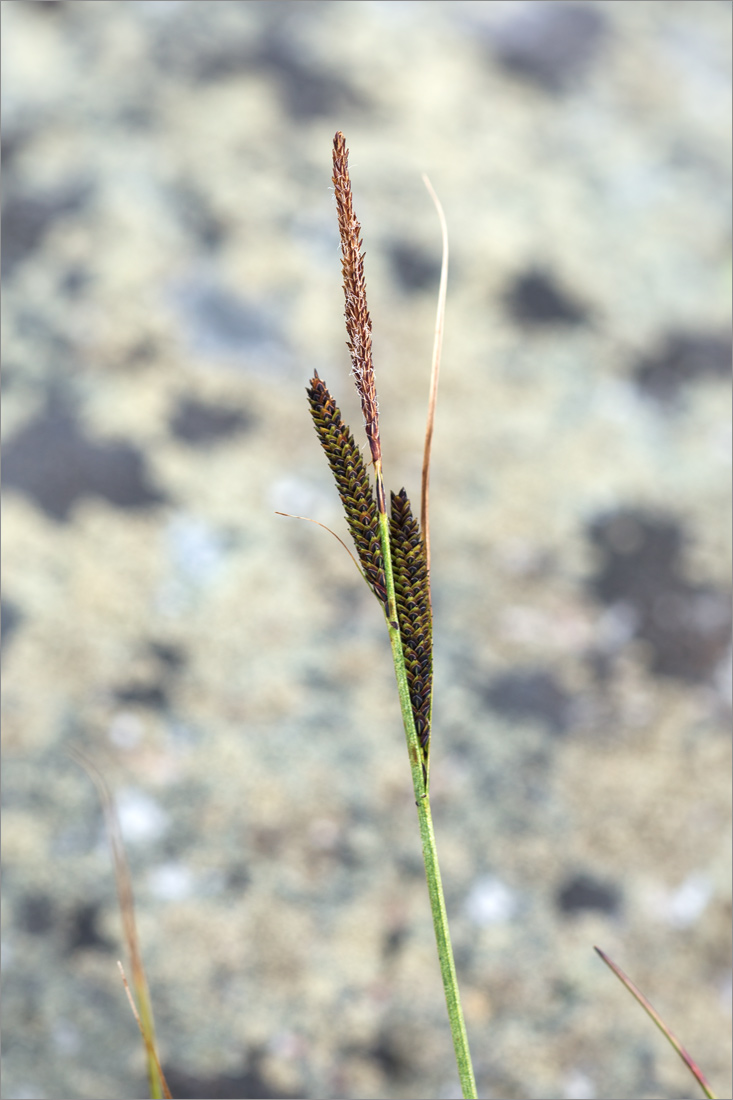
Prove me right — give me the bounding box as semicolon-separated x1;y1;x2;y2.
307;372;387;606
390;488;433;770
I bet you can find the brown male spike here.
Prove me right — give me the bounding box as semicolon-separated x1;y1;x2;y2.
332;131;381;470
307;372;387;607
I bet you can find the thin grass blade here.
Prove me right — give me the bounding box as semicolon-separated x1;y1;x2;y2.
595;946;717;1099
71;750;172;1100
118;963;172;1100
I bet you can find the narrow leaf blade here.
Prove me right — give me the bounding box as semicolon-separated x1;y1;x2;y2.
595;946;717;1100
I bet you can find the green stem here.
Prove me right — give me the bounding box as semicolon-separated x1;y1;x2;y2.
417;792;477;1100
377;500;478;1100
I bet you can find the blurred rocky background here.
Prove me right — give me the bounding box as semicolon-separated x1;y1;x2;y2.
2;2;731;1098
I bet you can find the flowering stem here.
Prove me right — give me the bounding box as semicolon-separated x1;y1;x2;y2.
329;129;477;1099
377;486;477;1100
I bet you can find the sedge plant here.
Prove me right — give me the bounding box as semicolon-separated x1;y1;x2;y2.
300;129;476;1096
80;129;719;1100
294;131;720;1100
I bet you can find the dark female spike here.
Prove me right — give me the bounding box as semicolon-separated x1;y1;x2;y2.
389;488;433;766
307;372;387;607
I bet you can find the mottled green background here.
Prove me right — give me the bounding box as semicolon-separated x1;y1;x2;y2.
2;2;731;1098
